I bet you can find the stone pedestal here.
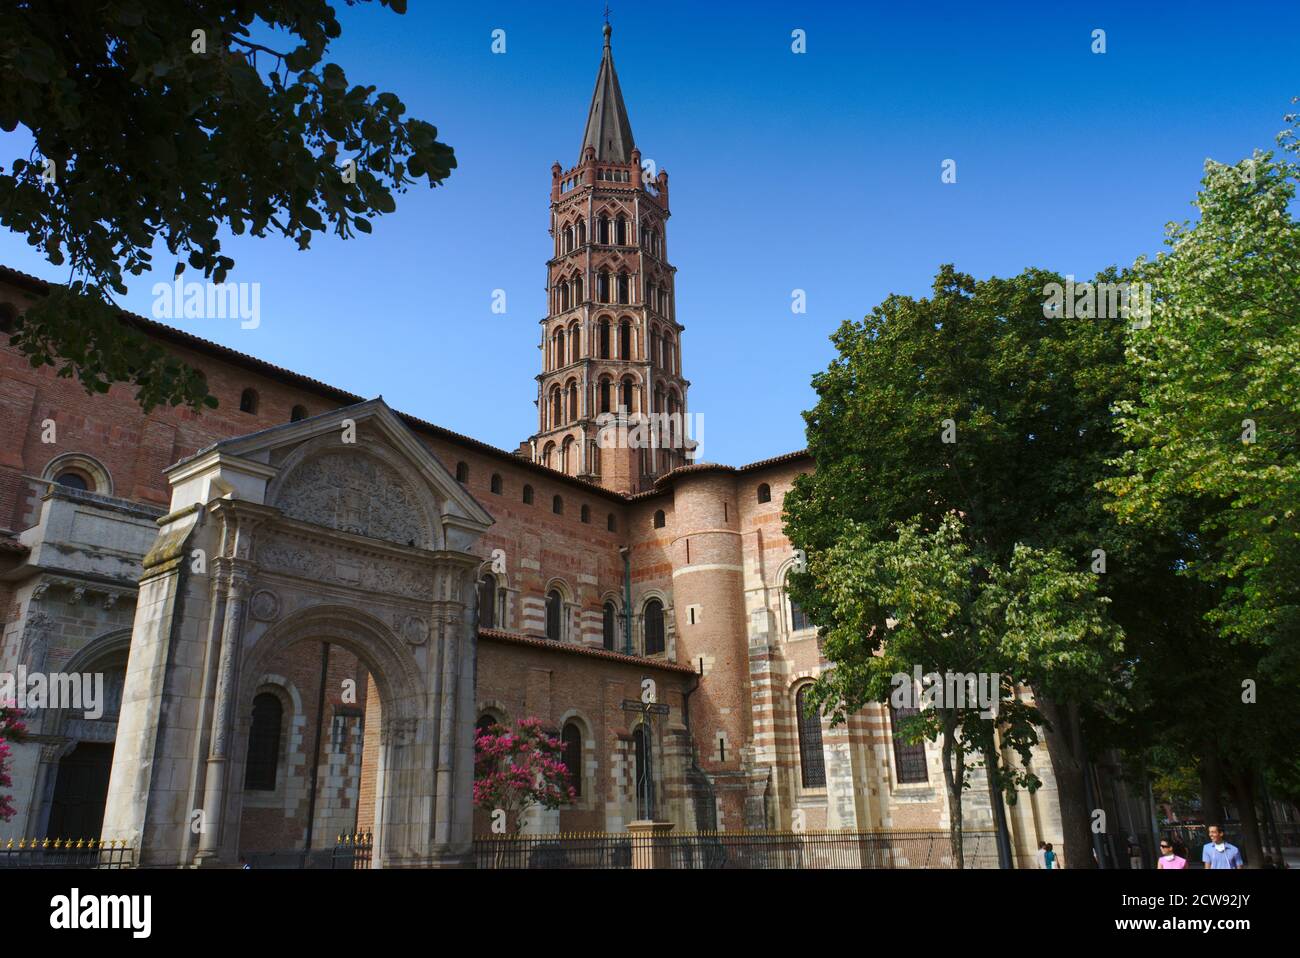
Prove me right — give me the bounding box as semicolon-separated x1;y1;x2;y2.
627;820;675;869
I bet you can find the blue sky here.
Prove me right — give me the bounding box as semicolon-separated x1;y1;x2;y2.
2;0;1297;464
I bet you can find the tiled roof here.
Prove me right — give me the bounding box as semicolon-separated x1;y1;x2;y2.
0;263;809;502
479;627;699;674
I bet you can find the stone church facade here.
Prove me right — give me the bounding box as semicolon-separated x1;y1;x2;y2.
0;27;1065;866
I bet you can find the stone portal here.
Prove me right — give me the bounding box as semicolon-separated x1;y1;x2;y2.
100;399;493;867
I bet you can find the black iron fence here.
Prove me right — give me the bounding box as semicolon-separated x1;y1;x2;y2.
473;828;998;870
0;838;134;869
243;832;373;869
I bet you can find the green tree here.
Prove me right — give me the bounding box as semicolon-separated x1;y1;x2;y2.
805;513;1121;867
1102;145;1300;865
785;265;1132;867
0;0;455;410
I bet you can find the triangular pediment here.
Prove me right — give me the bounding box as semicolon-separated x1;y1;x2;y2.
166;398;493;551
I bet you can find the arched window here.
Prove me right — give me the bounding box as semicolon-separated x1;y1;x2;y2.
598;215;610;244
599;378;612;414
617;273;629;304
757;483;772;504
523;484;534;505
290;404;308;422
602;601;617;651
577;220;586;245
478;573;497;630
567;381;579;421
795;686;827;788
890;706;929;784
545;589;563;641
245;692;283;790
598;270;611;303
552;495;563;515
490;473;503;495
572;276;584;305
456;462;469;484
580;504;590;524
570;325;581;363
563;224;573;253
619;321;631;359
239;388;259;414
621;379;634;413
551;389;562;428
644;599;665;655
650;331;660;368
476;713;499;738
615;215;628;246
558;283;570;313
542;443;555;469
561;722;583;797
599;318;611;358
54;471;89;491
555;328;565;365
607;513;617;532
653;510;665;529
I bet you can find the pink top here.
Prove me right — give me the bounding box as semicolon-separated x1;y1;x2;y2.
1157;854;1187;869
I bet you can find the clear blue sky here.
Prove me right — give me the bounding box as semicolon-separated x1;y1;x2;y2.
2;0;1297;464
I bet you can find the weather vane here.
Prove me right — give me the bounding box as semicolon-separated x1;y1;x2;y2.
604;4;611;26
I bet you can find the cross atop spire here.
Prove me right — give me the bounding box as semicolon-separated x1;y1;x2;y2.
579;21;634;164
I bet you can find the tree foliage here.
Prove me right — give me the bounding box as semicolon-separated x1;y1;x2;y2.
0;0;455;410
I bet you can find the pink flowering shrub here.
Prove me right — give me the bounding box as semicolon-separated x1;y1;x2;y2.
473;716;575;834
0;706;27;823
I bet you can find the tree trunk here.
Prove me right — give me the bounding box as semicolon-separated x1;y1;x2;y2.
1227;770;1264;868
1035;693;1096;868
1199;750;1225;826
940;713;965;869
985;743;1014;868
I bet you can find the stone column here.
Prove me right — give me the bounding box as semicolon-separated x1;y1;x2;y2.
195;564;248;862
627;820;675;869
433;609;460;848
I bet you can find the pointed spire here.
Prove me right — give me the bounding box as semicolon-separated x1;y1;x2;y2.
579;22;635;164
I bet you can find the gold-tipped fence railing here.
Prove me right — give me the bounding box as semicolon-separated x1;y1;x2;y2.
0;837;134;869
472;828;999;870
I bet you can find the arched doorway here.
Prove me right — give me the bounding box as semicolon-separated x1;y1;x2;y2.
38;634;128;839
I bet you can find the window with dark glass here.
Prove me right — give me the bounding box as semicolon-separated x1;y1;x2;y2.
239;388;259;414
795;686;826;788
456;461;469;484
562;723;582;797
290;405;308;422
245;693;283;790
653;510;665;529
644;599;664;655
757;483;771;503
790;599;811;632
490;473;503;495
523;484;534;505
546;589;563;641
54;471;89;491
603;602;617;651
890;706;929;784
478;574;496;630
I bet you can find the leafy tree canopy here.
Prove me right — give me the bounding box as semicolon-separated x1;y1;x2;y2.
0;0;455;410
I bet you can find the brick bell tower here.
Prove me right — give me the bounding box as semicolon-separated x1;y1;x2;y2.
528;23;690;494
